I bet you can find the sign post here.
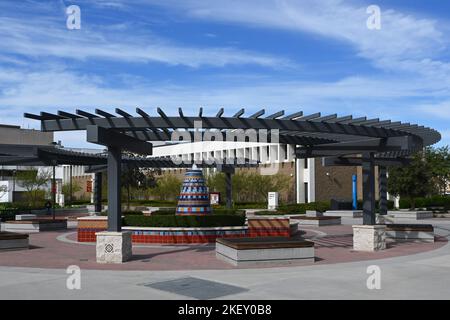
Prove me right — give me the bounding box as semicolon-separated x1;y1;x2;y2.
268;192;279;210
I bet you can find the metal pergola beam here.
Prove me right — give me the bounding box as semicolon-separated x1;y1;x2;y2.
86;125;153;155
322;156;412;167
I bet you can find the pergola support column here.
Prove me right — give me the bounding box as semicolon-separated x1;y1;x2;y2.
379;166;388;216
225;172;232;209
94;172;103;213
107;146;121;232
362;153;376;225
354;153;386;251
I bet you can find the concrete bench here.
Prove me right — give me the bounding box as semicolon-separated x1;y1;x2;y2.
385;224;434;242
15;214;37;221
293;216;341;226
216;237;315;266
388;211;433;220
306;210;323;217
2;219;67;233
324;210;363;218
0;231;29;250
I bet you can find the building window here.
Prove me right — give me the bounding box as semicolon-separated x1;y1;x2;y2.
304;182;309;203
282;144;288;160
304;159;308;169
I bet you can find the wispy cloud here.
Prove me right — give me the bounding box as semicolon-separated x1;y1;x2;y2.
145;0;450;79
0;14;292;68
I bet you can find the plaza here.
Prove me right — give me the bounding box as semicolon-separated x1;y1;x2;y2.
0;216;449;299
1;0;450;303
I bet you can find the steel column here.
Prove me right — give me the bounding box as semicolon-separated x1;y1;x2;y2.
225;172;232;209
107;147;122;232
379;166;388;215
52;164;56;220
362;153;376;225
94;172;103;213
69;165;73;206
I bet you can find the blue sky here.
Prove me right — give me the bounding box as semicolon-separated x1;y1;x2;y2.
0;0;449;148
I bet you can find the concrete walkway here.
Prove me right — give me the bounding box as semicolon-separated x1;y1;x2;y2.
1;218;450;299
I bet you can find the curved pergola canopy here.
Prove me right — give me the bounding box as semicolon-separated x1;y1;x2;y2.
24;108;440;160
22;108;441;228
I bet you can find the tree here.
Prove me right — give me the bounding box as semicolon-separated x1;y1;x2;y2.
16;168;52;207
150;174;182;201
388;151;435;209
206;170;290;204
62;182;82;201
121;167;154;209
425;146;450;195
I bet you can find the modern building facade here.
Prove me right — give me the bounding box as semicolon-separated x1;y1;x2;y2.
151;141;360;204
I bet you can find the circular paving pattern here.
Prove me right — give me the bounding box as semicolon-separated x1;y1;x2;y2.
0;225;447;271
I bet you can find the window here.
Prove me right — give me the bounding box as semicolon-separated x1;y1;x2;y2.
304;182;309;203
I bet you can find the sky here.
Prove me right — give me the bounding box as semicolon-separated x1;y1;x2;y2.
0;0;449;148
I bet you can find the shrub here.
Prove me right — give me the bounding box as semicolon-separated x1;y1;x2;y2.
399;195;450;210
151;208;176;215
100;210;143;216
150;208;244;216
277;201;331;215
123;214;246;228
0;209;17;222
253;210;283;216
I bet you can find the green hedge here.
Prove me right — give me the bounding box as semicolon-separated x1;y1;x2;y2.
123;214;246;227
0;209;17;222
277;201;331;215
399;195;450;209
356;200;395;211
150;208;244;216
115;200;177;206
100;210;144;216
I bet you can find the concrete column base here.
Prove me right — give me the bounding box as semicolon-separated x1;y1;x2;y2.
352;225;386;251
96;231;132;263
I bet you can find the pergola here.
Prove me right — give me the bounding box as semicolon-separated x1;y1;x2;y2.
0;143;256;216
23;108;440;229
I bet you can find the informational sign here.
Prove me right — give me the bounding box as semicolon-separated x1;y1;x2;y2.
268;192;279;210
210;192;220;205
86;180;92;193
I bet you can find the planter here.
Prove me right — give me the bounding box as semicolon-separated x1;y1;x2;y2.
77;216;295;243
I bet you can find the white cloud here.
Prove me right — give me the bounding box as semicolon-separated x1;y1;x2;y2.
0;16;292;68
416;101;450;119
145;0;450;80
